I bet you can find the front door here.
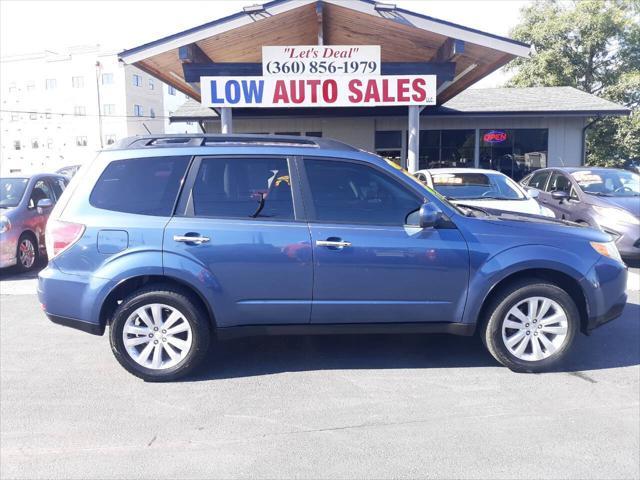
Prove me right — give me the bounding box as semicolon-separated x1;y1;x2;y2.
301;158;469;324
547;171;581;221
163;156;313;327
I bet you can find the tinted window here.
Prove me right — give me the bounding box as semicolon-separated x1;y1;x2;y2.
548;172;572;193
527;170;550;190
192;158;293;219
90;156;190;216
305;159;421;225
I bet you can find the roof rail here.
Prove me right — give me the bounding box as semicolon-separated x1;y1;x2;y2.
110;134;358;151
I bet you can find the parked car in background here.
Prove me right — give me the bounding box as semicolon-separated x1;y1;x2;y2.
623;159;640;174
0;173;68;271
521;167;640;260
415;168;555;218
56;165;81;178
39;135;627;381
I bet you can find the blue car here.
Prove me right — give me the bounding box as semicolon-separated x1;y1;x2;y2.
38;135;628;381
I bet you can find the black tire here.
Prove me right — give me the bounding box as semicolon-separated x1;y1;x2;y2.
109;285;211;382
482;280;579;373
15;232;38;273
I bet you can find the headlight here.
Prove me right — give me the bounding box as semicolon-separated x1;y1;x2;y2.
593;206;639;226
0;216;10;234
590;241;623;263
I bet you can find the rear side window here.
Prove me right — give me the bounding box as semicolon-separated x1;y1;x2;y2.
527;170;550;190
90;156;190;216
191;157;294;220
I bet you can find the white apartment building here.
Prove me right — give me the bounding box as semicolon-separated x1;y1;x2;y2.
0;45;197;174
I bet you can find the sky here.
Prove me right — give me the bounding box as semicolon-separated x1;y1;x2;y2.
0;0;533;88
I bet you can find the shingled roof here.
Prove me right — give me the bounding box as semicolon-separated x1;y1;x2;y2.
169;86;630;122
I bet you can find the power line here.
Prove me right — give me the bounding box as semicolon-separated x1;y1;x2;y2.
0;108;174;120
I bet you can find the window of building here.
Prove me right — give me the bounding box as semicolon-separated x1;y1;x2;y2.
31;139;39;149
103;104;115;116
133;74;143;87
45;78;57;90
29;112;37;120
192;157;294;219
133;104;143;117
11;113;19;121
89;156;191;216
148;79;154;90
304;159;421;226
101;73;114;85
418;129;475;170
76;136;88;147
72;76;84;88
45;109;52;119
26;82;35;92
74;106;86;116
168;85;176;95
8;85;17;94
375;130;402;165
150;108;156;118
47;138;54;149
479;129;548;181
105;134;116;145
13;140;21;150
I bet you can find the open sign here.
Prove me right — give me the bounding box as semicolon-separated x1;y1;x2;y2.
483;130;508;143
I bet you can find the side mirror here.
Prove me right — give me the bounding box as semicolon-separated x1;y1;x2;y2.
527;188;540;199
551;190;570;202
419;202;442;229
36;198;53;213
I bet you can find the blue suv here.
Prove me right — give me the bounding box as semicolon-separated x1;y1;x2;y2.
39;135;628;381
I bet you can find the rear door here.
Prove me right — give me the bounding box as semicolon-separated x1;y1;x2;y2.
163;156;313;328
300;157;469;325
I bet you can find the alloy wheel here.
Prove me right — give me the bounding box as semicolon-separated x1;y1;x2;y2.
18;238;36;269
501;296;568;362
122;303;193;370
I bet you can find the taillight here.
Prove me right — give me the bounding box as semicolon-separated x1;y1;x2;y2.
45;219;85;259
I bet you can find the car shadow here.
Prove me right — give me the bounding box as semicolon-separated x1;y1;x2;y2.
0;260;46;281
184;301;640;382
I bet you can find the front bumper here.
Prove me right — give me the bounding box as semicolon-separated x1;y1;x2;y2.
0;231;18;268
581;257;628;333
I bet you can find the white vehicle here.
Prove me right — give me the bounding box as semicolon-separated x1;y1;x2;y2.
414;168;555;218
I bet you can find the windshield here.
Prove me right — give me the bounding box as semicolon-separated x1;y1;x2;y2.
571;170;640;197
0;178;28;208
430;172;526;200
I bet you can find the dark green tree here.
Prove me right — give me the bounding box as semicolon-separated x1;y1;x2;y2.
506;0;639;167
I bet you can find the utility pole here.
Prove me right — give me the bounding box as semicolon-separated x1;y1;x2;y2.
95;61;104;148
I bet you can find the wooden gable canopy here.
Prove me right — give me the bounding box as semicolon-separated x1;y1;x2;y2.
120;0;531;105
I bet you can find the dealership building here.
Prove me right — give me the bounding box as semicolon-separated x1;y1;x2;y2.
119;0;629;179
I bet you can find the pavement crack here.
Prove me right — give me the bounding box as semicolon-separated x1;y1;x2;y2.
568;371;597;383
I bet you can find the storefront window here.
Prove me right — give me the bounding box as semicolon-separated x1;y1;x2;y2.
418;130;474;170
375;130;402;165
480;129;548;181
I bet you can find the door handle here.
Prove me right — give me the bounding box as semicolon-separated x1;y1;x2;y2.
316;240;352;248
173;235;210;245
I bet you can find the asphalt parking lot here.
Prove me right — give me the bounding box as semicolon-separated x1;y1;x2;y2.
1;265;639;479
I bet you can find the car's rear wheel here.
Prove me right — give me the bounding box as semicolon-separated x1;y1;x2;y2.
15;233;38;272
110;286;210;382
482;280;579;372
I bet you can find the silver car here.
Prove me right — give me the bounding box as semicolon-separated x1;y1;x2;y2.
521;167;640;260
0;174;68;271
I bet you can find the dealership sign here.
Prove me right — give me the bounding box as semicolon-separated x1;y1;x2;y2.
483;130;508;143
201;75;437;108
262;45;381;76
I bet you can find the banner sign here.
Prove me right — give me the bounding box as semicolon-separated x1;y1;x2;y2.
201;75;437;108
262;45;381;76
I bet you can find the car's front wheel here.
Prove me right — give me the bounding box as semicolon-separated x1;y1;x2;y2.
110;286;210;381
482;280;579;372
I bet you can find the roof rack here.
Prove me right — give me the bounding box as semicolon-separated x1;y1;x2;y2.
111;134;358;152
